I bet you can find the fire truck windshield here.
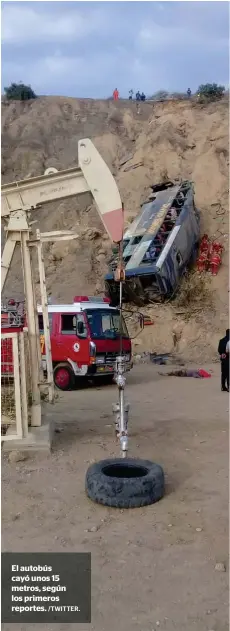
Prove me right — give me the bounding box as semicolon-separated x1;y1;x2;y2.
85;309;129;340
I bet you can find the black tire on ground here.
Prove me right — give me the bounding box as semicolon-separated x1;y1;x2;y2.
85;458;165;508
53;362;75;391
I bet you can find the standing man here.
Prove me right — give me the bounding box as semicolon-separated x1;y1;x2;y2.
113;88;119;101
218;329;229;391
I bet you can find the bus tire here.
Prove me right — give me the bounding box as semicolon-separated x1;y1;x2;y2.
53;363;75;391
85;458;165;508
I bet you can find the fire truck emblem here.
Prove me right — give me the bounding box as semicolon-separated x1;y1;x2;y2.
73;342;80;353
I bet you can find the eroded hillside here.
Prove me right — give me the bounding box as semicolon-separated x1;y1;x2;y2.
1;96;229;360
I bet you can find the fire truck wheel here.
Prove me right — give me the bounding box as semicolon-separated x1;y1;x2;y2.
85;458;164;508
53;363;75;391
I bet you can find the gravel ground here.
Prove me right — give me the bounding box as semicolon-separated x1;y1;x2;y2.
2;363;229;631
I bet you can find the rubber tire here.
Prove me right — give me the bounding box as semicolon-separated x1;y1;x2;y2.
85;457;165;508
53;363;75;391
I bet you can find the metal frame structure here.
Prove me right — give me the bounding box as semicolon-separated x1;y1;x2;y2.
1;332;23;441
28;228;80;404
1;139;124;432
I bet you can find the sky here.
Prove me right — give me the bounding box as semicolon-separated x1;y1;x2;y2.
1;1;229;98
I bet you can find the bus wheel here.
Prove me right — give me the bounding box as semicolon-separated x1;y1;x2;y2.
53;363;75;391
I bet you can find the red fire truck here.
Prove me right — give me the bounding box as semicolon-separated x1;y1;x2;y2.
1;296;132;390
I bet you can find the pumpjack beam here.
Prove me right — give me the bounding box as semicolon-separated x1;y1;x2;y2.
2;138;124;243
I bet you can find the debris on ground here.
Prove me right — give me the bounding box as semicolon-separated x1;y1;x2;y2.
159;369;212;378
11;513;21;521
133;352;185;365
8;451;28;463
133;351;151;364
123;161;144;172
214;562;226;572
150;352;185;366
150;352;173;365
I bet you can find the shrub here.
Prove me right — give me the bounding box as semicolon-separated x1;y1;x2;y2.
149;90;169;101
174;270;213;312
196;83;225;102
4;82;37;101
170;92;187;100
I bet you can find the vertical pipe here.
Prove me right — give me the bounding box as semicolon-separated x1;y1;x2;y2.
36;231;54;403
119;386;128;457
118;239;123;357
117;225;128;457
18;331;29;437
12;334;23;439
21;231;41;427
31;248;44;384
119;387;125;433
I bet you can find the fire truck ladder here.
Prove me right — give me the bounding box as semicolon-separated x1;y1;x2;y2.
1;139;124;430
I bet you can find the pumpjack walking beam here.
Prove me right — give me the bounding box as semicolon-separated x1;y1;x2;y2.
1;139;124;427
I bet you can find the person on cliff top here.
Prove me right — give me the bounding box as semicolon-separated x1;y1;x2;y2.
187;88;191;98
113;88;119;101
218;329;229;391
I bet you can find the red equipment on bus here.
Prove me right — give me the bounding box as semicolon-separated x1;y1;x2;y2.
209;241;223;276
197;234;210;272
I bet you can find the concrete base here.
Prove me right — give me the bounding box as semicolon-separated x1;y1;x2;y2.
2;420;53;454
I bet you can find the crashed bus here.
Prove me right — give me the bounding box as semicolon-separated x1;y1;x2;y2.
105;180;200;305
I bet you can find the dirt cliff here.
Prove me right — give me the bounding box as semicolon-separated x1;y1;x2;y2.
1;96;229;360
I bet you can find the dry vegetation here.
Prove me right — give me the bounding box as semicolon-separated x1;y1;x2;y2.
174;270;213;312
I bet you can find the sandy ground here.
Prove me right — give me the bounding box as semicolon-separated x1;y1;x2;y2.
2;363;229;631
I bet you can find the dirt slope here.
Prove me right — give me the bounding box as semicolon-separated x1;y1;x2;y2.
1;96;229;360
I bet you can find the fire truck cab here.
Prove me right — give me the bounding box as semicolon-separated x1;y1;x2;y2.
38;296;132;390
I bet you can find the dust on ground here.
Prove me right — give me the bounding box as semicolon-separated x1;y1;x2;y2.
2;363;229;631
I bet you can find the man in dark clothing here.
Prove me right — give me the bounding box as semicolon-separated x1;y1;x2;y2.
218;329;229;391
